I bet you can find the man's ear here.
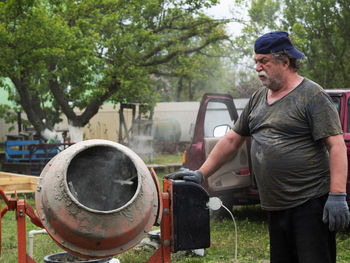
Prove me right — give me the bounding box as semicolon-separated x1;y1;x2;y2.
283;56;290;68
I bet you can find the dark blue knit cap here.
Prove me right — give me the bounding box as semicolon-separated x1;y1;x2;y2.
254;31;305;59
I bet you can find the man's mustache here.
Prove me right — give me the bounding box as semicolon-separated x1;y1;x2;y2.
258;71;268;78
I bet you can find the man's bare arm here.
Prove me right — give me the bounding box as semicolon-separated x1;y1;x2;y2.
324;134;348;193
199;130;246;180
323;133;350;231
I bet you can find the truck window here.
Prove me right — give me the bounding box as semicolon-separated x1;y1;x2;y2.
331;97;341;114
204;101;233;138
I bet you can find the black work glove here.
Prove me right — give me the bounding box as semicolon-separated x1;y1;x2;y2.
322;193;350;231
165;169;203;184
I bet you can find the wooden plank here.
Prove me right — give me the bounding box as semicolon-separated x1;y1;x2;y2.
0;171;38;178
0;171;39;194
0;183;37;193
0;177;38;185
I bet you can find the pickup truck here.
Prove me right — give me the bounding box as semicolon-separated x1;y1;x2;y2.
182;91;350;214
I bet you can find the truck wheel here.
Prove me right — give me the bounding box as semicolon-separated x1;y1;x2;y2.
210;195;234;220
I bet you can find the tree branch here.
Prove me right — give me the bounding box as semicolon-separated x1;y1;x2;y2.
141;19;227;61
140;35;229;66
76;80;121;126
153;17;231;33
149;70;180;77
47;63;77;120
12;76;51;134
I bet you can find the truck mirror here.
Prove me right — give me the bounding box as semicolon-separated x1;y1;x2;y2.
213;124;231;137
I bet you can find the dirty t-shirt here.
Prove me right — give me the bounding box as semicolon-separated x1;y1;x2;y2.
233;78;342;211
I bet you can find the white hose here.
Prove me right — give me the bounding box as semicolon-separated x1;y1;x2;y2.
221;203;238;263
208;197;238;263
28;229;48;258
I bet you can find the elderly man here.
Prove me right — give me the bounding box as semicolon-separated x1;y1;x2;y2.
168;31;350;263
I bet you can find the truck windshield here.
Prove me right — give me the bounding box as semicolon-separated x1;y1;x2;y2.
204;101;233;138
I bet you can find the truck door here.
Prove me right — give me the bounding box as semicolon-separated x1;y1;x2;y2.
184;93;252;195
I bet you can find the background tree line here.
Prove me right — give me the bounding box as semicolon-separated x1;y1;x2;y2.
0;0;349;140
233;0;350;91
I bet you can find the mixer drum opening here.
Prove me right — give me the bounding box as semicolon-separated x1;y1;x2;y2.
67;146;138;211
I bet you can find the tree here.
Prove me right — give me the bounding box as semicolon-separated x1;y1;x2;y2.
230;0;281;60
152;42;232;101
282;0;350;89
0;0;230;141
231;0;350;92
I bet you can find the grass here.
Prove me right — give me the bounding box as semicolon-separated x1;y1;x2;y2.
116;205;271;263
3;193;350;263
1;195;271;263
1;155;350;263
145;153;183;165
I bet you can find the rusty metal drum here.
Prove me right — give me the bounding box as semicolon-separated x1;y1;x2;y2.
35;139;160;259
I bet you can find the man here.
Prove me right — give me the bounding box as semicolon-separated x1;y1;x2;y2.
167;31;350;263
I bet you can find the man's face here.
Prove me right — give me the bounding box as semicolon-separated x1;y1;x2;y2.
254;53;284;91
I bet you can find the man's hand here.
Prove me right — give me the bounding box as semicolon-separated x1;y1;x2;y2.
322;193;350;231
165;169;203;184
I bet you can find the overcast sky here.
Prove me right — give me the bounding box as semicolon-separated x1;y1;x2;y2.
205;0;244;36
206;0;233;19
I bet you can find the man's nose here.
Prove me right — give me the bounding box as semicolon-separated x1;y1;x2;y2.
256;62;262;72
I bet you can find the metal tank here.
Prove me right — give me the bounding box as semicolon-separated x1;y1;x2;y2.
35;139;160;259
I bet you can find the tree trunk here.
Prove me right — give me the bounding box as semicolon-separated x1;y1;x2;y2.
68;122;84;142
176;77;183;102
48;67;120;128
12;77;63;141
188;78;193;101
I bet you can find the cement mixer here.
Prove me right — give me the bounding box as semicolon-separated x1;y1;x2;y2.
0;139;210;263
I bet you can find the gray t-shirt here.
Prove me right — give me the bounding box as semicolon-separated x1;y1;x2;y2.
234;78;342;211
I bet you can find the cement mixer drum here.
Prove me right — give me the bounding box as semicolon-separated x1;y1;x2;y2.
35;139;159;259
